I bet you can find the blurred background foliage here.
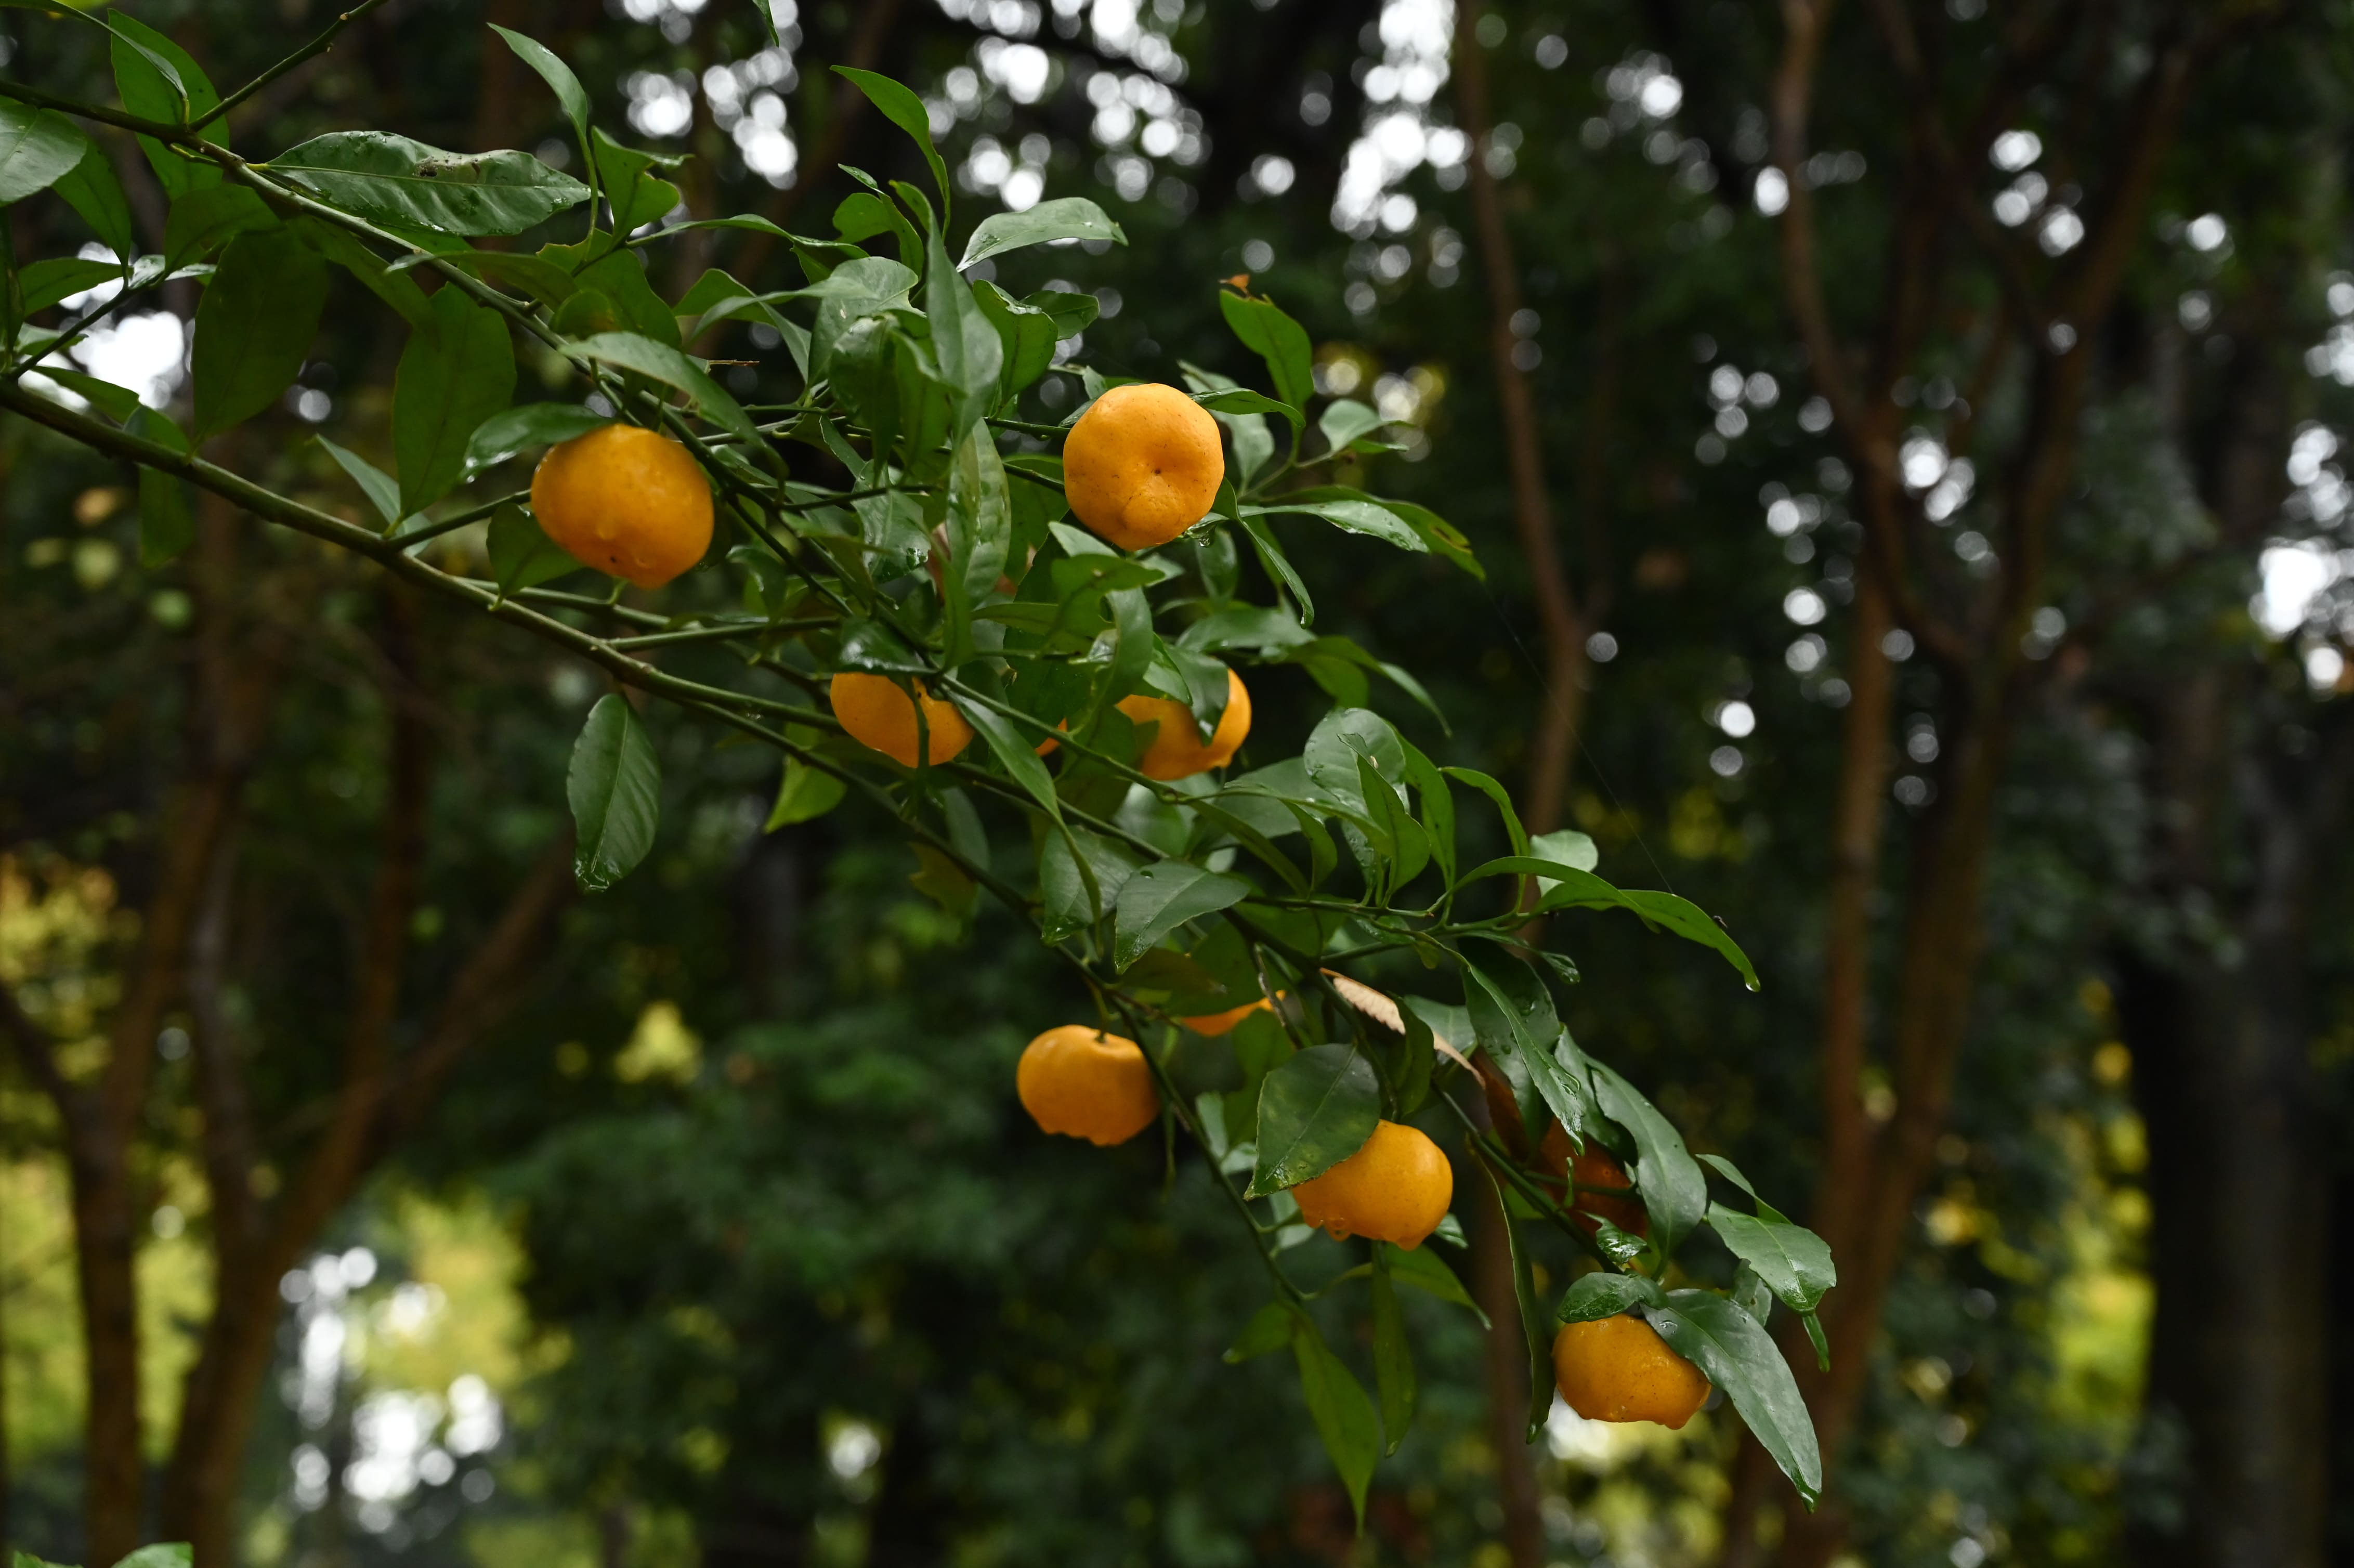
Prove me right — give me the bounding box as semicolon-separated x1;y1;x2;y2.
2;0;2351;1564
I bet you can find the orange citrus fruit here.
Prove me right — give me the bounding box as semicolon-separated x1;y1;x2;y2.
829;672;974;768
1063;382;1225;550
1539;1125;1649;1240
1290;1119;1454;1249
1017;1025;1160;1145
1182;995;1276;1036
530;424;713;589
1117;668;1251;780
1552;1313;1711;1427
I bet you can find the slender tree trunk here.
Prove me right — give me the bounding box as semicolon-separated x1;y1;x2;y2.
2114;676;2340;1568
1470;1159;1546;1568
1719;572;1894;1566
1455;2;1588;842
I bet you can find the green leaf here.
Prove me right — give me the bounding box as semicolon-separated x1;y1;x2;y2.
1218;288;1315;414
55;142;138;262
1222;1300;1296;1363
191;225;329;437
1317;397;1385;454
1037;826;1136;943
1802;1310;1831;1373
316;435;403;530
1292;1319;1381;1527
567;332;757;445
909;842;977;917
1460;949;1588;1141
1026;288;1098;338
1441;766;1528;858
18;256;121;318
489;25;591;147
1697;1153;1787;1220
1555;1270;1664;1322
0;99;90;203
395;286;517;514
1239;513;1315;626
960;195;1127;268
1369;1253;1416;1454
834;188;921;265
558;244;681;347
766;756;847;828
1111;860;1253;971
127;406;193;567
1246;1042;1378;1197
591;127;683;233
38;366;141;422
487;505;579;593
108;15;223;198
941;421;1011;660
1471;1153;1557;1442
1644;1290;1822;1506
972;280;1058;398
805;256;917;376
1529;828;1599;876
1245;495;1426;553
833;68;951;219
296;219;431;326
113;1547;195;1568
271;132;590;237
926;219;1003;439
1384;498;1483;578
1587;1059;1708;1256
949;693;1062;824
1196;386;1304;436
1530;871;1760;990
1708;1205;1836;1314
567;694;662;892
1732;1262;1775;1325
163;184;279;268
1380;1240;1487;1326
465;403;609;476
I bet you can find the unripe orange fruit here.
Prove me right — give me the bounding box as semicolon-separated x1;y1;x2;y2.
1017;1025;1160;1145
530;424;713;589
1117;668;1251;780
1181;995;1276;1036
1063;382;1224;550
1552;1313;1711;1428
829;672;973;768
1291;1119;1454;1249
1539;1124;1649;1240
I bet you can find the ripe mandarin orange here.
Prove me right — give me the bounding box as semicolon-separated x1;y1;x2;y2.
1552;1313;1711;1427
530;424;713;589
1017;1025;1160;1145
1063;382;1225;550
1290;1119;1454;1249
1117;668;1252;780
829;672;974;768
1539;1123;1650;1240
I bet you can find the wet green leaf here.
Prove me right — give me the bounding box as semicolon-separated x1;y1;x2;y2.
960;195;1126;268
271;132;588;237
567;695;661;892
395;286;516;514
191;225;328;436
1644;1290;1821;1506
1113;860;1252;971
1246;1042;1378;1196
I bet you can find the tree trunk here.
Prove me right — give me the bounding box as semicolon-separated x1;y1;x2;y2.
2113;674;2340;1568
159;1266;288;1565
1470;1159;1545;1568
